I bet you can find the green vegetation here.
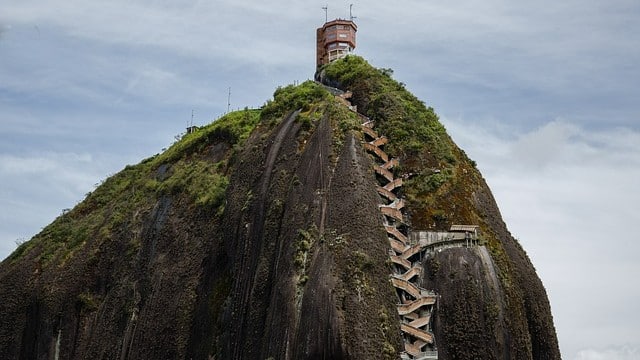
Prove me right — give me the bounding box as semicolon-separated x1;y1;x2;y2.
347;249;375;302
326;100;361;153
157;160;229;211
260;80;360;166
77;292;99;311
378;307;398;360
323;56;555;358
156;108;260;164
320;56;489;232
427;257;441;276
322;56;451;157
261;81;332;120
9;108;262;267
294;226;318;275
321;56;457;204
1;56;557;358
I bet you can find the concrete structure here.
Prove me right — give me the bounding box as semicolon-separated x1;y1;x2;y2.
328;87;483;359
186;125;199;134
359;111;439;359
411;225;480;251
316;19;357;67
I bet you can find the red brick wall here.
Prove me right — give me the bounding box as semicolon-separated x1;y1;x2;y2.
316;20;357;67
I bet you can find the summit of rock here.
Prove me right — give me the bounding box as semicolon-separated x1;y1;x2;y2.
0;56;560;360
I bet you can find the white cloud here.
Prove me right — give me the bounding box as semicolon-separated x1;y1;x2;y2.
574;345;640;360
359;1;640;131
2;0;314;67
0;151;101;203
0;151;129;258
443;115;640;359
0;152;91;174
0;23;10;38
1;1;639;358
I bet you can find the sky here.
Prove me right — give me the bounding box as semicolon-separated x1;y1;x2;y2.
1;1;639;358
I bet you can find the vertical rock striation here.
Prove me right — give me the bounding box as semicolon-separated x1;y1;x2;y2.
0;56;560;359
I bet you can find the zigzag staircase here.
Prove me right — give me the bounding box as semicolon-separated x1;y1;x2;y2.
326;86;440;359
326;84;482;360
361;119;439;360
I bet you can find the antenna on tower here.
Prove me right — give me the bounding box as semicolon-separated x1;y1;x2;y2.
190;109;194;127
227;87;231;113
322;5;328;23
349;4;357;21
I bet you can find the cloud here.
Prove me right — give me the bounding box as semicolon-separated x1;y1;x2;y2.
0;23;10;39
444;117;640;172
507;120;640;171
358;1;640;129
4;0;639;129
0;151;105;258
2;0;315;67
574;345;640;360
1;2;639;358
442;116;640;358
0;151;99;200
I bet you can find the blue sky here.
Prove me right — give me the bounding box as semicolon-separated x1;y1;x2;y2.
1;1;639;358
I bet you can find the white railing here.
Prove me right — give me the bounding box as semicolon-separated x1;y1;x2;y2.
400;350;438;360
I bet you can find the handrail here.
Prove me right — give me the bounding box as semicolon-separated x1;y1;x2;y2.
380;206;403;222
361;126;378;139
390;255;412;270
377;186;397;201
370;136;389;147
413;350;439;360
383;177;403;191
401;243;423;260
382;158;399;170
374;165;394;182
397;296;437;315
385;225;408;244
350;95;442;360
389;238;408;253
400;323;434;343
408;315;431;328
391;276;428;299
361;119;375;128
397;266;422;282
364;143;389;162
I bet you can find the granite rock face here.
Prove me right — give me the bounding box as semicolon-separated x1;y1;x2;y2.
0;56;560;360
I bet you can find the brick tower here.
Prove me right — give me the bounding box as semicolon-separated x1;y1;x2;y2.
316;19;357;68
